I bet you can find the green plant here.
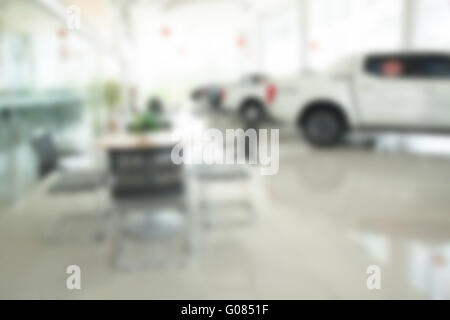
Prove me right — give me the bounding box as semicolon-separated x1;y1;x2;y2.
103;81;121;110
129;111;162;133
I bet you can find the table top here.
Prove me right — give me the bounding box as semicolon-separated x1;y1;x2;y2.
96;131;181;151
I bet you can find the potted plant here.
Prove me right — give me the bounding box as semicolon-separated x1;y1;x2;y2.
128;110;162;134
103;81;121;132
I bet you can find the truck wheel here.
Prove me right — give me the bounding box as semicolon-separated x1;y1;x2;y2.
302;109;345;146
240;101;264;125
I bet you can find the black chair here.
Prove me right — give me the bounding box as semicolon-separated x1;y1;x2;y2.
31;133;108;241
108;145;194;269
31;133;106;192
189;164;257;228
31;133;59;178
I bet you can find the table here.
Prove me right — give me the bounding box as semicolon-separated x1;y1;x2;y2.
96;131;181;151
95;131;194;268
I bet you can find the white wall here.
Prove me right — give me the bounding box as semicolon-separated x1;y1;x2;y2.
261;9;300;76
414;0;450;50
306;0;403;71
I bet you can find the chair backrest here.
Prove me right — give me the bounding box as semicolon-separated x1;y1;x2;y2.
109;145;183;199
31;133;59;177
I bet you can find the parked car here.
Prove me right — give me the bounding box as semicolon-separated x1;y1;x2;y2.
265;52;450;146
220;73;276;123
190;84;224;109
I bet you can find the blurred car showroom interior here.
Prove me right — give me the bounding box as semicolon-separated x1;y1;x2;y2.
1;0;450;299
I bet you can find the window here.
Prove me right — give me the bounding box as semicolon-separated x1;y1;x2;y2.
240;74;269;85
365;54;450;78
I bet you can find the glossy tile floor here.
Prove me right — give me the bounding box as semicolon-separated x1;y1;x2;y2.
1;111;450;299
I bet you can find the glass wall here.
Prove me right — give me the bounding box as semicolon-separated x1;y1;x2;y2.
0;1;102;209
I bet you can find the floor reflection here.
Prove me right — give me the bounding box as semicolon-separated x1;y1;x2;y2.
1;110;450;299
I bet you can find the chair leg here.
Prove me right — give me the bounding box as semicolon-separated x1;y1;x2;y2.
94;205;111;242
110;207;126;269
93;189;112;242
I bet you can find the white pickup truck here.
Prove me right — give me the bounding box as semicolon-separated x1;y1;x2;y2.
222;52;450;146
221;73;277;123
